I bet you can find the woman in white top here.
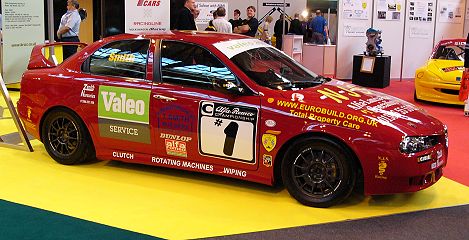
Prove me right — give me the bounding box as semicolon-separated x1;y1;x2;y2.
261;16;273;45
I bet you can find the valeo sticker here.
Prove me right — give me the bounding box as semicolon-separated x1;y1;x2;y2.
98;86;150;124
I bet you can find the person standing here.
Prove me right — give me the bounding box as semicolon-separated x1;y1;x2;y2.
175;0;197;30
229;9;243;30
57;0;82;60
213;7;232;33
233;6;258;37
274;14;288;50
289;13;302;35
260;16;273;44
310;10;328;44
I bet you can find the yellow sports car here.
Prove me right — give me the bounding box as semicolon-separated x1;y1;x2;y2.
415;39;465;105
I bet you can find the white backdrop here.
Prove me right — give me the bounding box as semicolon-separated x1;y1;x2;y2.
125;0;170;33
2;0;44;84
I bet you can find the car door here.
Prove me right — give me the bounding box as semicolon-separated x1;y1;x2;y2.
83;38;154;155
150;40;260;171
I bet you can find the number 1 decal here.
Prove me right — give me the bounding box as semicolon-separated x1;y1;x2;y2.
223;122;239;156
199;101;258;163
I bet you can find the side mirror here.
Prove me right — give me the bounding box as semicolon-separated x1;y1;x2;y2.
212;78;245;95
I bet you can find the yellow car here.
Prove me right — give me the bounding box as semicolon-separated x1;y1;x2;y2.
415;39;465;105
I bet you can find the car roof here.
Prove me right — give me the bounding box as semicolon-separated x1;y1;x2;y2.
104;30;251;46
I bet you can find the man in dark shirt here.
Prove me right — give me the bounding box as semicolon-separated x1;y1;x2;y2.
175;0;197;30
229;9;243;30
274;14;288;50
289;13;303;35
233;6;258;37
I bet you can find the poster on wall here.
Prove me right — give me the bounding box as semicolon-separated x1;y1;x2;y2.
343;0;369;20
2;0;44;84
343;23;367;36
125;0;170;33
409;26;433;38
377;0;402;21
408;1;434;23
196;2;229;25
438;1;463;23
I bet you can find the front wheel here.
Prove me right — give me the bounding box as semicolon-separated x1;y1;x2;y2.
41;109;95;165
281;137;356;207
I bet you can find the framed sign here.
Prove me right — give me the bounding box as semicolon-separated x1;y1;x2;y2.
361;56;375;73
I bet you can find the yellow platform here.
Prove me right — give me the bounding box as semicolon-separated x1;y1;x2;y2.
2;91;469;239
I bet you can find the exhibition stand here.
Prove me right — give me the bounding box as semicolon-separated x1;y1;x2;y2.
352;54;391;88
302;44;336;78
282;34;303;62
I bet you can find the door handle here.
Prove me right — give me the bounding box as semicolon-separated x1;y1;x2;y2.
153;94;177;102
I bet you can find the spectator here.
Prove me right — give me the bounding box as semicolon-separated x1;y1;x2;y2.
274;14;288;50
260;16;273;44
57;0;82;60
289;13;303;35
310;9;328;44
233;6;259;37
205;10;217;31
229;9;243;30
213;7;232;33
175;0;197;30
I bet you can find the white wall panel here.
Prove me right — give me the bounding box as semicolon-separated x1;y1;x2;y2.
402;0;437;78
434;0;465;44
336;0;373;79
372;1;406;79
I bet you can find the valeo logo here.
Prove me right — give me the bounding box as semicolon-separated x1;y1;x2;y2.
98;86;150;124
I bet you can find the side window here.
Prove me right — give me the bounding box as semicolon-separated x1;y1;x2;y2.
160;41;236;89
88;39;150;79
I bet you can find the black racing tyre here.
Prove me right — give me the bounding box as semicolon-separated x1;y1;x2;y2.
281;137;357;208
41;109;95;165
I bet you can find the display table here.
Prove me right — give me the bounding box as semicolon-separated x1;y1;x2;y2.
302;44;336;77
352;54;391;88
282;35;303;62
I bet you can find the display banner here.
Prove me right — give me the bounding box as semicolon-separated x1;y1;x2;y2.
196;2;229;25
2;0;44;84
125;0;170;33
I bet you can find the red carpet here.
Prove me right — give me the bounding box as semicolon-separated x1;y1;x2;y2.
373;80;469;187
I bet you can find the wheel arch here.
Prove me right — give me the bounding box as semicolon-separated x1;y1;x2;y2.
273;131;364;187
39;105;94;146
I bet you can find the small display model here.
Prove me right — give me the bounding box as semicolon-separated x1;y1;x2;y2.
365;28;383;56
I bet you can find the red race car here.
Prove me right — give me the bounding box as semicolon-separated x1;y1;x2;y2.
18;31;448;207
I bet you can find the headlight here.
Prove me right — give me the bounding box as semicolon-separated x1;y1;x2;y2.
399;136;439;154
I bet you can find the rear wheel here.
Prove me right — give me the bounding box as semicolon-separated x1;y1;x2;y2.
281;137;356;207
41;109;95;165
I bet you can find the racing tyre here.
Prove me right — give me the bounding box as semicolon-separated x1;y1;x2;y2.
281;137;356;207
41;109;95;165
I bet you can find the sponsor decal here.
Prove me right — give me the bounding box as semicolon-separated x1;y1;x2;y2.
272;99;378;130
157;105;195;132
431;149;444;169
151;157;214;171
80;84;96;105
112;151;134;160
375;156;389;179
199;101;258;163
267;98;275;103
23;121;37;131
262;134;277;152
263;154;273;167
160;133;192;142
222;167;247;178
98;86;151;143
213;39;273;59
165;139;187;158
108;53;135;63
291;93;305;102
27;106;32;121
265;119;276;127
442;66;463;72
137;0;161;6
